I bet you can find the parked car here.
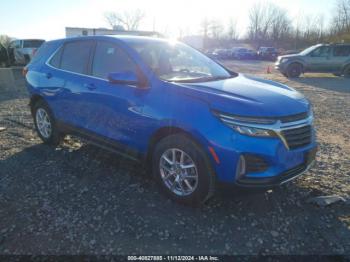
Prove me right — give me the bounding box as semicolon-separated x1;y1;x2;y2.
258;47;279;61
0;43;9;67
275;43;350;78
212;48;231;59
232;47;257;60
25;36;317;205
8;39;45;65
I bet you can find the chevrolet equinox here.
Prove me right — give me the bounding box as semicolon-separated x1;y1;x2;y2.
25;36;317;205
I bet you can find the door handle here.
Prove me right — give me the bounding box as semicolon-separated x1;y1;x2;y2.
84;83;97;90
45;72;52;79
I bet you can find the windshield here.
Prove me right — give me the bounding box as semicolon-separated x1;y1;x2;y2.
129;41;233;83
299;45;319;55
23;40;45;48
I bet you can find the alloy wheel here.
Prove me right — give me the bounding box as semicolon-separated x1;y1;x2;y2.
35;108;52;139
159;148;198;196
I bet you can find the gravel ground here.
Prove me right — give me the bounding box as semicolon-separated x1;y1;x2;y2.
0;63;349;255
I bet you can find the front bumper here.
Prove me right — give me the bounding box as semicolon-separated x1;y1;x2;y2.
234;146;317;187
205;119;317;187
275;61;288;73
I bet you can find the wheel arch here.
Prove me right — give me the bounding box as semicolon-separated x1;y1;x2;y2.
145;126;213;170
341;63;350;75
29;94;46;115
288;61;304;71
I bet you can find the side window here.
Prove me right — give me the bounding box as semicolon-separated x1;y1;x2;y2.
49;47;63;68
60;41;93;74
333;46;350;57
92;41;136;79
311;46;330;57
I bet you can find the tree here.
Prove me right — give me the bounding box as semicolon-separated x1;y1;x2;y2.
104;9;145;31
247;2;291;47
0;35;11;48
227;19;238;40
331;0;350;34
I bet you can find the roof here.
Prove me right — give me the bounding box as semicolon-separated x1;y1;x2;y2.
47;35;171;45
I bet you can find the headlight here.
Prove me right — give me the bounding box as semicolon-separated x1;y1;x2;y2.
231;125;276;137
213;111;277;137
280;58;289;63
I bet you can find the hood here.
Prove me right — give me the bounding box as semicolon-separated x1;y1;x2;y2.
174;74;309;117
279;53;301;59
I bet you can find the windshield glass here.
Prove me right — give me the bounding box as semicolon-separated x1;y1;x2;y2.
129;41;233;82
299;45;319;55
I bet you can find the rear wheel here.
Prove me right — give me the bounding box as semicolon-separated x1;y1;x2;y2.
32;100;63;146
287;63;302;78
152;134;215;206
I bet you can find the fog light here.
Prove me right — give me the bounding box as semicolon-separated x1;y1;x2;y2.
236;155;246;179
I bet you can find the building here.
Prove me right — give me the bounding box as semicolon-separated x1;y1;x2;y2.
65;27;163;38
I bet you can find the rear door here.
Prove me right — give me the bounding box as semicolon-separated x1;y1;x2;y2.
44;40;95;128
332;46;350;72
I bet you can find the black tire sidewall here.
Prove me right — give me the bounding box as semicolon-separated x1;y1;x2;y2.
152;135;214;206
32;100;62;146
287;64;302;78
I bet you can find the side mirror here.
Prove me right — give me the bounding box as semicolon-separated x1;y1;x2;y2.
108;71;139;86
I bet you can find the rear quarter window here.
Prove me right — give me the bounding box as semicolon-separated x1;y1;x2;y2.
60;41;94;74
333;46;350;57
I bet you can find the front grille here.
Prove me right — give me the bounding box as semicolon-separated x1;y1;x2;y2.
281;125;312;149
279;112;308;123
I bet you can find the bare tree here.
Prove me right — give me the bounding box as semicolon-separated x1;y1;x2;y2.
0;35;11;48
104;9;145;31
331;0;350;34
208;19;224;39
247;2;291;46
200;18;210;39
227;19;238;40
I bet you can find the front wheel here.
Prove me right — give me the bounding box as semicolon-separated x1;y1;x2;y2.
32;100;63;146
152;134;215;206
287;63;302;78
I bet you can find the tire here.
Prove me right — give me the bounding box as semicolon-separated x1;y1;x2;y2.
333;73;341;77
152;134;215;206
32;100;63;146
287;63;302;78
343;65;350;78
0;61;6;68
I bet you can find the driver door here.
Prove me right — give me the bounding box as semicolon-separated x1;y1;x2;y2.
306;46;333;72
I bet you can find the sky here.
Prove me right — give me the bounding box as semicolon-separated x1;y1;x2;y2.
0;0;336;40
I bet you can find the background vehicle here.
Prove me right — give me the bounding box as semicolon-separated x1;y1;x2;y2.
258;47;279;61
0;43;9;67
8;39;45;65
232;48;257;60
211;48;231;59
25;36;316;206
275;43;350;78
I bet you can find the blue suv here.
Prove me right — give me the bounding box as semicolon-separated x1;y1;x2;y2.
25;36;317;205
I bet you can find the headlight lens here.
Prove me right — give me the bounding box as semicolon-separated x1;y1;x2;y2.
213;111;277;137
280;58;289;63
230;125;275;137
